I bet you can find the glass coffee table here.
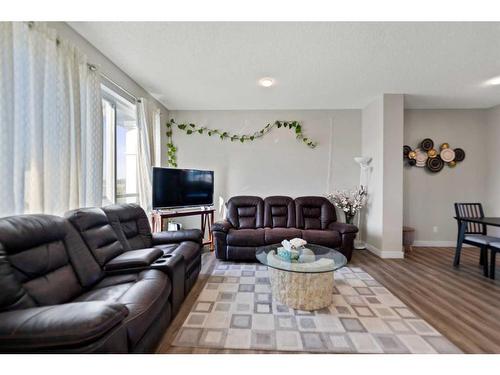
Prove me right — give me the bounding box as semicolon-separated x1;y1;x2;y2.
256;243;347;311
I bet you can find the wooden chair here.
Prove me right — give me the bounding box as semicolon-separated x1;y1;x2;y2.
454;203;499;277
489;242;500;279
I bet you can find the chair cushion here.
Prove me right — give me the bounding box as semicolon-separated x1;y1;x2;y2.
263;196;295;228
74;270;170;348
264;227;302;245
104;248;163;271
227;229;266;247
0;215;85;310
226;196;264;229
65;207;124;266
464;235;500;245
103;204;153;251
301;230;341;248
295;196;336;230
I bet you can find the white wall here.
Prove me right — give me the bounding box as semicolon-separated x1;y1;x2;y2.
361;94;404;258
361;97;384;250
403;110;489;244
167;110;361;229
382;95;404;254
51;22;170;166
486;105;500;236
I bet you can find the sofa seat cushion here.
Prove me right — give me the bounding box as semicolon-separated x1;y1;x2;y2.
227;229;265;247
104;248;163;271
0;301;128;351
74;270;170;348
301;230;341;248
154;241;201;270
264;227;302;245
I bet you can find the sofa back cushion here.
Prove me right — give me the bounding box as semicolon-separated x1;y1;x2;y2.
295;196;336;230
264;196;295;228
0;215;85;311
65;207;124;266
103;204;153;251
227;196;264;229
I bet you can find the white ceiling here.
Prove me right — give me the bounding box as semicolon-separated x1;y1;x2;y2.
69;22;500;110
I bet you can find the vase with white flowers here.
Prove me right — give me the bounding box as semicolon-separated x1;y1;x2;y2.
327;186;367;224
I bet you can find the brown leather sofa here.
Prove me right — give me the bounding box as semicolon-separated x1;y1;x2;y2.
212;196;358;261
102;204;202;295
66;204;202;312
0;204;202;353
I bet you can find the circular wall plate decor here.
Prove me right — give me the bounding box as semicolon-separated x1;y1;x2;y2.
454;148;466;162
421;138;434;151
426;156;444;173
415;148;428;167
403;139;465;174
440;148;456;163
427;149;438;158
403;145;412;158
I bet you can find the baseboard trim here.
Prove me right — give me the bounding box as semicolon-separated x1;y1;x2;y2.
365;243;405;259
413;241;471;248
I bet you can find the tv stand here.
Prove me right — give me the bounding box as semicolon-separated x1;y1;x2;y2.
151;207;215;251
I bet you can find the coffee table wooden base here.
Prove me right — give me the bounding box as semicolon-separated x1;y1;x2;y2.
268;268;334;311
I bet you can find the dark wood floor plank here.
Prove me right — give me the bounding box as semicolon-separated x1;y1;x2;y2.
156;247;500;354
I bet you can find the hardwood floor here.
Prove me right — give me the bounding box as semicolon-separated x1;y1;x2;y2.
156;247;500;354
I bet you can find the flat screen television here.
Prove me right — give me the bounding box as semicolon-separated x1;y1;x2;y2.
152;167;214;209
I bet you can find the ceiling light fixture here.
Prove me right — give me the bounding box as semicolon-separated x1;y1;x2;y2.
484;75;500;86
258;77;275;87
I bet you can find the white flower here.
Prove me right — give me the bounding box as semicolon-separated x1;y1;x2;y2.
290;238;307;248
326;186;368;213
281;239;292;251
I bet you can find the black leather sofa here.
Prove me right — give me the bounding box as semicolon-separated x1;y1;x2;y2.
0;204;202;353
212;196;358;262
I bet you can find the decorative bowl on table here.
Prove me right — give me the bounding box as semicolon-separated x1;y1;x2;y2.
298;248;316;263
277;247;299;261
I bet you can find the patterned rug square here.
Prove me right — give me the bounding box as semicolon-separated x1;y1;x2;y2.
172;261;461;353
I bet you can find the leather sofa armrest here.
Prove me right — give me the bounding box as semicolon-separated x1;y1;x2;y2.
212;220;231;260
212;220;232;233
327;222;358;262
153;229;203;246
328;222;359;234
104;248;163;271
152;229;203;245
150;253;186;317
0;301;128;352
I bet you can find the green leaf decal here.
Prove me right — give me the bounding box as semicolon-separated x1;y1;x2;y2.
166;119;317;166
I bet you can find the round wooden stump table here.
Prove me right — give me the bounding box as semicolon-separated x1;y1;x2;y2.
256;243;347;311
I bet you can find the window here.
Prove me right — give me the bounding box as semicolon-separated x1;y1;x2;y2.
101;85;139;205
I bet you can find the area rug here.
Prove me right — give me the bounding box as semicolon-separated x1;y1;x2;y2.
172;261;461;353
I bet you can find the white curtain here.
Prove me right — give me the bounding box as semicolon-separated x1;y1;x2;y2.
137;98;160;212
0;22;103;216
